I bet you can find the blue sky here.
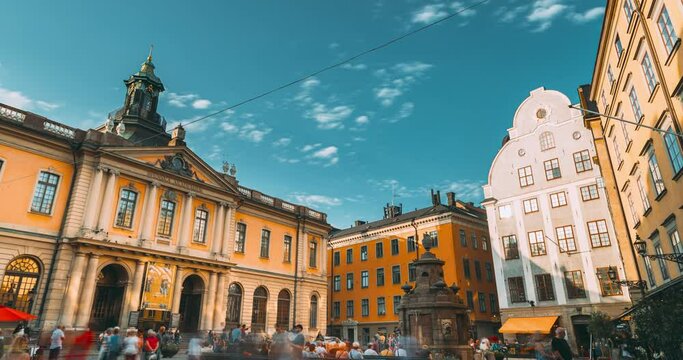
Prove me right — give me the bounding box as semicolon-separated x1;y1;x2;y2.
0;0;605;228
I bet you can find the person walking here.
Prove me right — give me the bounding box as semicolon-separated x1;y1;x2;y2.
270;323;292;360
348;342;363;359
98;328;113;360
123;329;140;360
143;330;159;360
48;325;65;360
551;328;573;360
108;327;122;360
290;325;305;360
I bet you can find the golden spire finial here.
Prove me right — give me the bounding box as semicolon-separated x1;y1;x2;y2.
147;44;154;62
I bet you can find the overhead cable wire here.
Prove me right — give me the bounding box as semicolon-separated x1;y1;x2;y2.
569;104;683;139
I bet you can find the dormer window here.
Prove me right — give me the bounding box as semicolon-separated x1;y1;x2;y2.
540;132;555;151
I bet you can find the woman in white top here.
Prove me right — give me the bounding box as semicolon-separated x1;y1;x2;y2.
123;329;140;360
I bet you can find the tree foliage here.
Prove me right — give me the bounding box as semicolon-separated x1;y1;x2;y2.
632;285;683;358
587;311;613;340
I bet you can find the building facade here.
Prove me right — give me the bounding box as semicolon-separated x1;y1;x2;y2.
327;193;499;344
0;55;331;336
482;88;631;352
582;0;683;304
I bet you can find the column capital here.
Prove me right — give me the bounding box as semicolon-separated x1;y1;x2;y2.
187;191;197;198
151;181;161;187
74;251;87;258
219;201;229;207
95;165;106;172
109;169;121;176
88;253;100;260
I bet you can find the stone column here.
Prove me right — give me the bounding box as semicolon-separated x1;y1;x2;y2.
60;252;87;328
75;254;100;328
83;166;104;229
221;205;234;257
139;182;159;240
171;266;184;313
178;192;195;249
211;204;225;255
213;273;227;330
97;169;119;231
127;261;146;314
204;272;217;330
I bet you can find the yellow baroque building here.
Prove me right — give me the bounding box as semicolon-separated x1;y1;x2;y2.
0;54;331;335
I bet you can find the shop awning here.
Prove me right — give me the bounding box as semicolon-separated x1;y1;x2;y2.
498;316;558;334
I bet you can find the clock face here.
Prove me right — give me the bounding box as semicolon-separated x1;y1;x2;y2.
536;108;547;119
573;131;582;140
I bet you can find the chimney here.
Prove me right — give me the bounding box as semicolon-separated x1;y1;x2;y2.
431;189;441;206
169;124;186;147
354;220;367;227
446;192;456;206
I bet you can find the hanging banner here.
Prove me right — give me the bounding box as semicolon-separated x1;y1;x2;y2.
141;262;175;311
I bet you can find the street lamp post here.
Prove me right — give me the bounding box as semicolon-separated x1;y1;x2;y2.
633;235;683;265
597;266;647;290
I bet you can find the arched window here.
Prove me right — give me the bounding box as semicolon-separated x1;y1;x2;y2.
251;286;268;332
309;295;318;329
276;289;291;327
226;283;243;327
539;132;555;151
0;257;41;313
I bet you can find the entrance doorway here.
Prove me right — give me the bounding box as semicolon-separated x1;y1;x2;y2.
179;275;204;332
572;315;591;356
90;264;128;331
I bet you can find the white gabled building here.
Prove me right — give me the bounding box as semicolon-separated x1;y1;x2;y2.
482;88;631;352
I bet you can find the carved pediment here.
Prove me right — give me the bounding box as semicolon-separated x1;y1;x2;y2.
155;153;203;182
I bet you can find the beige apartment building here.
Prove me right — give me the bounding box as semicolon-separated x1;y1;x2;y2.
581;0;683;309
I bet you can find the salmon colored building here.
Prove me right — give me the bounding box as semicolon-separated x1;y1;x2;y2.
326;192;499;344
0;54;331;336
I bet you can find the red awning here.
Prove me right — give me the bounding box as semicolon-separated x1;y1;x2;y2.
0;306;37;322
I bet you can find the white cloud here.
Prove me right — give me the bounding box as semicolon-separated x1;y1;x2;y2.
352;136;366;142
355;115;369;125
192;99;212;109
35;100;60;111
293;77;321;105
368;178;484;202
312;146;338;159
451;1;477;17
373;61;433;107
0;86;59;112
273;137;292;147
568;6;604;23
302;143;321;152
291;193;342;207
527;0;568;32
341;63;368;71
375;87;403;107
238;123;271;143
398;102;414;118
328;43;340;50
167;93;198;108
306;103;353;129
394;61;434;75
274;155;300;164
412;4;448;24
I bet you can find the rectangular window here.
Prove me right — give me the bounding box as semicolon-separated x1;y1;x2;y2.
474;260;482;280
377;297;386;315
644;256;656;286
235;223;246;253
523;198;539;214
346;300;354;318
482;237;488;251
498;204;513;219
393;295;401;315
346;273;354;290
636;176;651;212
192;208;209;243
407;236;416;252
361;299;369;317
528;230;547;256
509;277;526;303
392;265;401;284
376;242;384;258
333;251;340;266
283;235;292;262
463;259;471;278
489;294;497;313
30;171;60;215
658;5;678;54
587;220;611;247
641;52;658;93
376;268;385;286
485;262;493;282
332;302;340;318
580;184;600;201
361;271;369;288
556;225;577;253
564;270;587;299
391;238;399;255
472;233;478;248
535;273;555;301
460;229;467;247
628;193;639;225
669;228;683;272
607;64;615;86
655;244;670;280
647;148;666;195
115;189;138;228
333;275;341;292
260;229;270;258
621;113;631;144
550;192;567;207
409;263;417;282
601;90;608;111
428;230;439;247
544;158;562;180
466;291;474;310
629;87;643;120
360;245;368;261
573;150;593;173
615;34;623;57
478;292;486;312
346;248;353;264
664;125;683;174
596;267;623;296
623;0;634;22
613;135;623;165
518;166;534;187
503;235;519;260
157;200;176;236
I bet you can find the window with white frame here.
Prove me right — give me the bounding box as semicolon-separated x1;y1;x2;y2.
498;204;513;219
663;124;683;174
644;256;656;286
629;87;643;120
641;52;658;93
620;113;630;144
601;90;608;111
518;166;534;187
549;191;567;207
309;240;318;268
647;147;666;196
657;5;678;54
259;229;270;258
615;34;624;57
587;220;611;247
607;64;615;87
623;0;634;22
30;171;60;215
612;135;623;165
573;150;593;173
556;225;577;253
667;225;683;272
192;208;209;243
539;132;555;151
235;223;246;253
115;189;138;228
523;198;539;214
544;158;562;180
580;184;600;201
636;176;651;212
157;200;176;236
655;242;670;280
527;230;546;256
503;235;519;260
361;271;369;288
627;193;639;225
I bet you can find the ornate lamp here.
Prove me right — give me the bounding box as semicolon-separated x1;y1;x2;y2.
633;235;647;256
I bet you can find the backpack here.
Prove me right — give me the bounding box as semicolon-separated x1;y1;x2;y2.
108;335;121;356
